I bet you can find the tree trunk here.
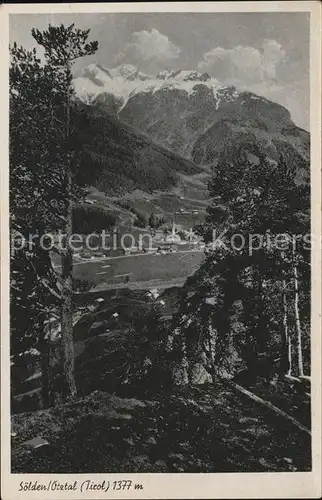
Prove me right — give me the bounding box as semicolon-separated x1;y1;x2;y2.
281;279;292;376
257;274;266;353
60;192;77;397
287;335;292;377
247;264;264;366
208;320;216;370
36;310;56;409
38;327;54;408
293;249;304;377
60;81;77;398
61;254;76;396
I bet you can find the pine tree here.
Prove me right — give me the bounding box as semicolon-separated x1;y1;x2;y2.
10;43;65;406
30;24;98;398
172;140;310;382
10;25;99;404
148;212;156;229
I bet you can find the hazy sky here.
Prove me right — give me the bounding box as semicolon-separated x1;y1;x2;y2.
10;12;310;130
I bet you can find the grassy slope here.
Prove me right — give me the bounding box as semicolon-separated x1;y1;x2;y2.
83;185;209;229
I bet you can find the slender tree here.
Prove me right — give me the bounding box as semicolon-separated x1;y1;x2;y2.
148;212;156;229
281;278;292;376
10;43;64;406
292;245;304;377
31;24;98;397
10;26;98;404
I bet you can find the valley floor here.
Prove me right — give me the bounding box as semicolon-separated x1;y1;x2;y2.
73;250;204;288
11;381;311;473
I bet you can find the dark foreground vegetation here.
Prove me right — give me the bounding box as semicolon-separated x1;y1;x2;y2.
12;384;311;473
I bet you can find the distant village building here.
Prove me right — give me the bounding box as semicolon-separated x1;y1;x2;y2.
164;222;182;244
146;288;160;300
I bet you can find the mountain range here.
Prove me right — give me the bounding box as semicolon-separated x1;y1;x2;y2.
74;63;239;158
74;63;310;200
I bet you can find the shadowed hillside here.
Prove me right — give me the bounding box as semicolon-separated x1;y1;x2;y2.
76;103;203;196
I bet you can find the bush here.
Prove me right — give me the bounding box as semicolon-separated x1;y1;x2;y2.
133;212;147;228
149;213;165;229
114;199;131;210
73;278;96;293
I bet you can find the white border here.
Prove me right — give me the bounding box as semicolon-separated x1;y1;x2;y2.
1;3;321;499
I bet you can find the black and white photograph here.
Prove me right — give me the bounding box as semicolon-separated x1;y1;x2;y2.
1;2;321;499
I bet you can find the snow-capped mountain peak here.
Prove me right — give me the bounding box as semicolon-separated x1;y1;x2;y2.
72;63;308;182
73;63;229;107
157;69;212;82
110;64;139;80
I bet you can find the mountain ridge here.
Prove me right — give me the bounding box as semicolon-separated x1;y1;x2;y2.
74;63;229;110
75;62;309;185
